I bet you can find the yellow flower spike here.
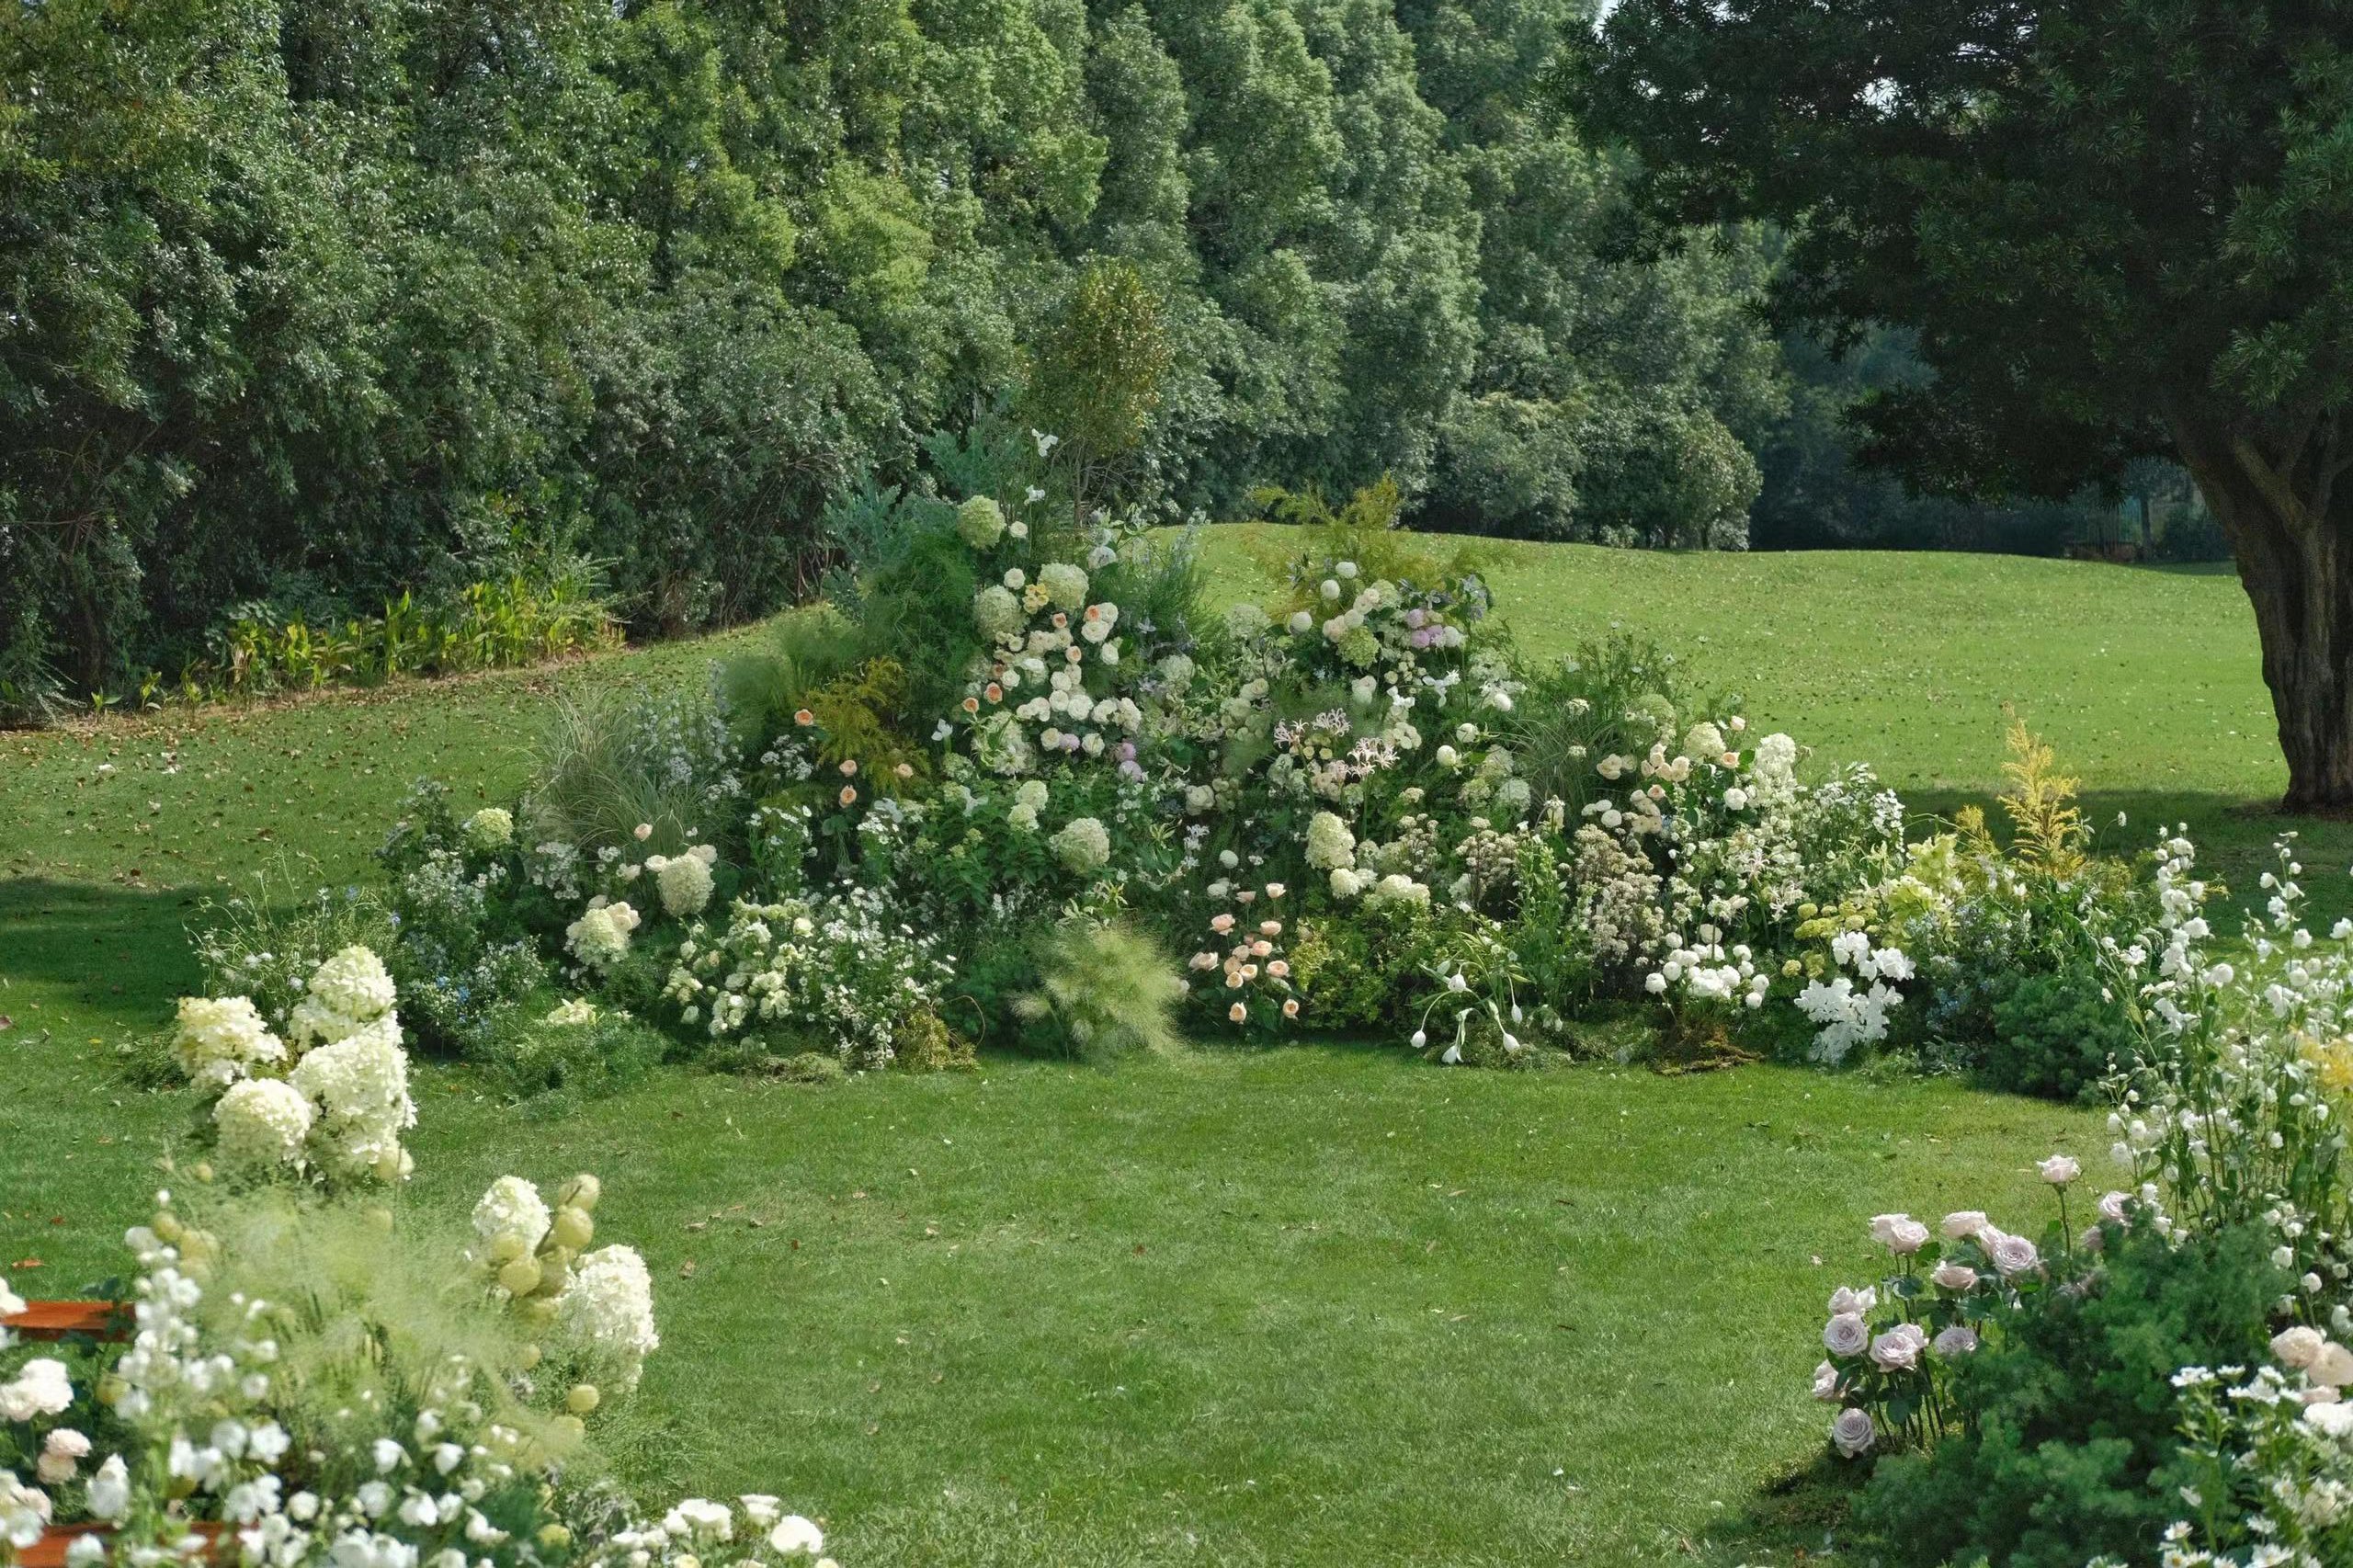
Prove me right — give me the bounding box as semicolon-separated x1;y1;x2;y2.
489;1232;532;1265
536;1526;573;1551
190;1162;215;1184
565;1383;600;1415
558;1173;602;1212
497;1257;544;1297
153;1212;185;1244
518;1344;543;1371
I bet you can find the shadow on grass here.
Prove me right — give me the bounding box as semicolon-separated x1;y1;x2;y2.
0;876;206;1034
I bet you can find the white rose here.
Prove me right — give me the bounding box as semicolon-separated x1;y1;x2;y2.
1933;1325;1980;1357
1941;1210;1989;1240
1930;1261;1978;1292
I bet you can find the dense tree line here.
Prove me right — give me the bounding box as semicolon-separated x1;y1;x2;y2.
1;0;1803;705
0;0;2141;711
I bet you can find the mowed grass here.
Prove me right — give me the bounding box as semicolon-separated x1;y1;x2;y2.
0;531;2318;1564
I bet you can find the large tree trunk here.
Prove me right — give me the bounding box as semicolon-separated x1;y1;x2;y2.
2169;411;2353;811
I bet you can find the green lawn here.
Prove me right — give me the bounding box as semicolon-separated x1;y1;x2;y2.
0;534;2318;1565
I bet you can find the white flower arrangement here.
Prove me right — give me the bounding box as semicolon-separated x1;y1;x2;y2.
648;846;718;917
211;1077;317;1171
464;806;515;851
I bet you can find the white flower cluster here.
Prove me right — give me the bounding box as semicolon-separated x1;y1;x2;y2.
662;891;954;1066
567;899;642;969
605;1492;834;1568
171;994;287;1090
1794;933;1913;1063
289;943;398;1050
182;947;415;1186
645;846;718;917
554;1245;660;1392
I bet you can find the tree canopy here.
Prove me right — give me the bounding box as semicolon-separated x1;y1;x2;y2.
1576;0;2353;806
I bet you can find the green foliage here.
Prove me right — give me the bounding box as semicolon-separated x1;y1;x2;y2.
1853;1222;2289;1568
1502;631;1693;817
1023;257;1175;525
1979;967;2139;1106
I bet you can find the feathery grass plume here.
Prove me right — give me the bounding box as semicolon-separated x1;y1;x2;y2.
527;677;739;857
1013;917;1182;1060
176;1186;592;1469
1996;713;2087;877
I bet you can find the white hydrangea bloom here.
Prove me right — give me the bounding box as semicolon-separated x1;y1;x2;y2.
652;852;715;918
1050;816;1111;874
290;945;397;1049
1037;562;1089;610
471;1176;551;1260
567;901;642;969
211;1078;316;1171
554;1244;660;1389
463;807;514;851
172;994;287;1090
1305;811;1357;870
289;1015;415;1179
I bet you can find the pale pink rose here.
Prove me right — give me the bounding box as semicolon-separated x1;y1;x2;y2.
1988;1233;2040;1278
1823;1312;1870;1358
2037;1154;2081;1187
2097;1190;2131;1224
1831;1407;1876;1458
1933;1325;1979;1357
1811;1360;1843;1403
1941;1210;1989;1241
1869;1323;1928;1371
1868;1212;1917;1249
1929;1261;1978;1292
1828;1285;1877;1316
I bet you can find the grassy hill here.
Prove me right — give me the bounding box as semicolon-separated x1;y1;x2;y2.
0;534;2316;1566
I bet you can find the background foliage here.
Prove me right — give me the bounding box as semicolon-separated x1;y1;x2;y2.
0;0;2190;717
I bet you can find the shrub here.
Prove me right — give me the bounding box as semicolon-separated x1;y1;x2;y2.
1853;1222;2287;1568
